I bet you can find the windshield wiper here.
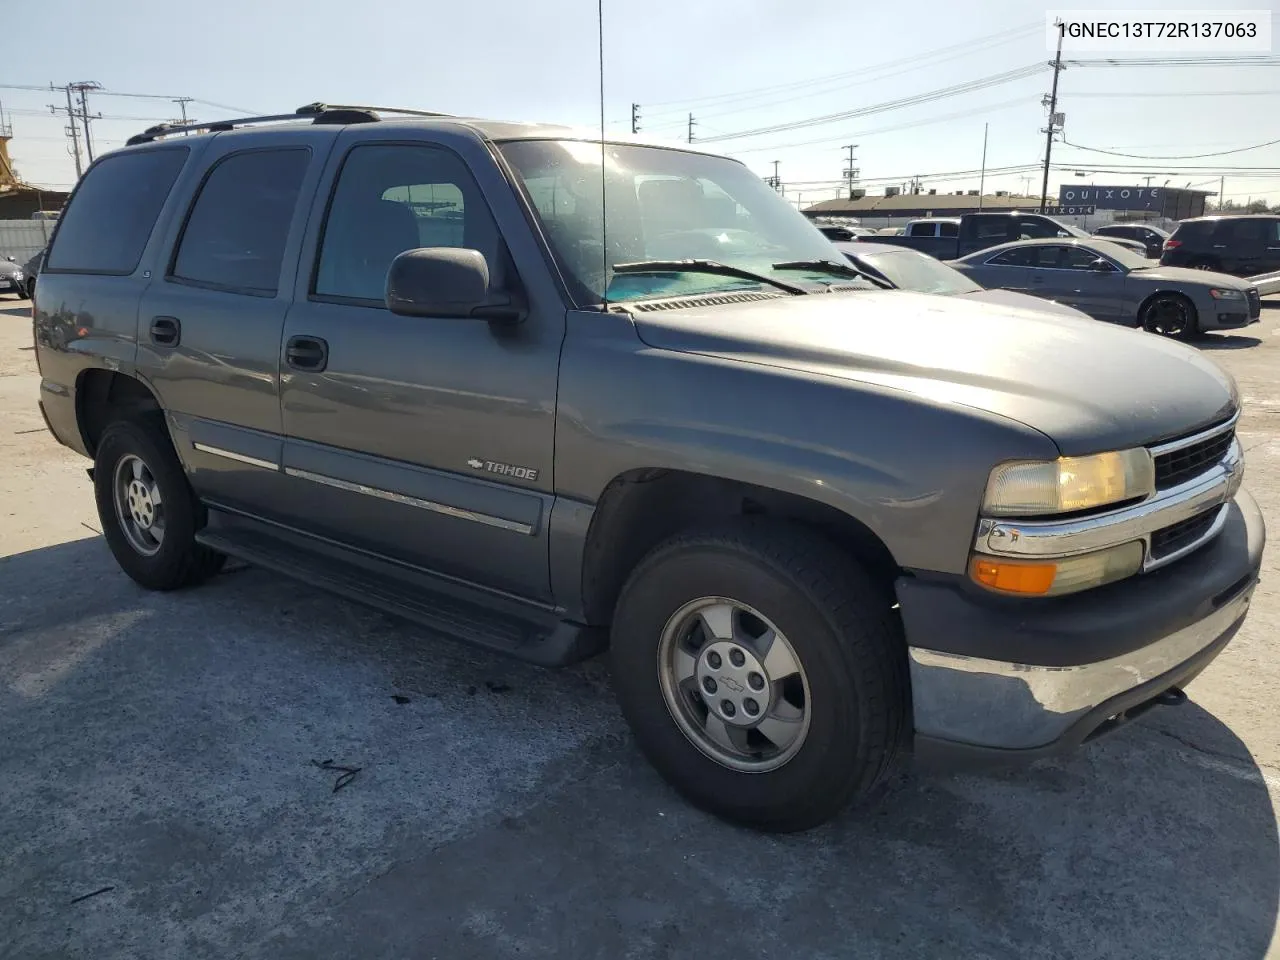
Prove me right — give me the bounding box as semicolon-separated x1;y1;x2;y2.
612;259;809;295
771;258;892;290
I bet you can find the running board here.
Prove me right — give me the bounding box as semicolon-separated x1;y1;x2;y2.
195;515;605;667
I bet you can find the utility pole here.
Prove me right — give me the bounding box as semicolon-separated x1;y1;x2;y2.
1219;174;1225;211
70;81;103;163
978;123;989;210
842;143;860;200
50;84;83;179
770;160;781;192
687;113;696;143
630;102;640;134
1039;20;1064;214
173;96;194;126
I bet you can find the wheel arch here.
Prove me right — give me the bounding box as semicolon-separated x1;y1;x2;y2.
1138;289;1199;327
76;369;165;458
577;468;902;627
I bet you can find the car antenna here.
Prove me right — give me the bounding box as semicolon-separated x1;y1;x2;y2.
596;0;609;312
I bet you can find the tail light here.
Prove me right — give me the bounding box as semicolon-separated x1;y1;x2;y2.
1163;239;1181;251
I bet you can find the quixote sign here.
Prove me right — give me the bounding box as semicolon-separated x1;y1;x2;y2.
1058;185;1163;211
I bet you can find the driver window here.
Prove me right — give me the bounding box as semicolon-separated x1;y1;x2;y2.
1062;246;1110;270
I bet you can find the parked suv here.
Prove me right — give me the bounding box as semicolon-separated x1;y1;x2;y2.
1162;214;1280;276
1093;222;1169;259
33;104;1264;832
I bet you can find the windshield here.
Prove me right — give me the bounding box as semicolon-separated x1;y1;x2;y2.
499;140;864;303
854;249;981;295
1091;240;1152;269
1059;222;1090;238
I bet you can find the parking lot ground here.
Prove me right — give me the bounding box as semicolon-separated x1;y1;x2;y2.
3;296;1280;960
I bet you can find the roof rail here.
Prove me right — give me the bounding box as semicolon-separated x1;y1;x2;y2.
125;102;455;146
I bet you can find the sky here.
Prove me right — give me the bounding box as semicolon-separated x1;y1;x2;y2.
2;0;1278;206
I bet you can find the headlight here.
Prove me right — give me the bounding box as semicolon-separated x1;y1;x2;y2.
970;541;1144;597
1209;288;1244;300
983;449;1155;517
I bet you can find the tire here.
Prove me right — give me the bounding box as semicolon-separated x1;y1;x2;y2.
610;519;908;832
93;418;226;590
1140;293;1199;341
1189;259;1218;272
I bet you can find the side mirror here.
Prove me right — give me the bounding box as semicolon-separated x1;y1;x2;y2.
1089;258;1114;272
386;248;522;322
4;256;14;263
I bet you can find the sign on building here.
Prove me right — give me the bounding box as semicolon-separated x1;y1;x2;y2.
1044;204;1096;216
1058;186;1161;211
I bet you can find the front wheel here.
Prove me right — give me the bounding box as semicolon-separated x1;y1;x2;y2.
94;419;226;590
1141;293;1198;341
610;520;908;832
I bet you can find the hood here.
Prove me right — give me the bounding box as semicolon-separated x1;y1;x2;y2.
1135;265;1251;289
956;287;1092;321
629;290;1236;455
0;261;21;279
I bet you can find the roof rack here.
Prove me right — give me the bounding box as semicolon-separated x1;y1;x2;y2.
125;102;456;146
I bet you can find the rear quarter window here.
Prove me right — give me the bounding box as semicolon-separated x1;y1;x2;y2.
44;148;189;275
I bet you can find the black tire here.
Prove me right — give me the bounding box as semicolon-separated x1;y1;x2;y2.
1140;293;1199;341
1188;259;1219;272
610;519;908;832
93;418;226;590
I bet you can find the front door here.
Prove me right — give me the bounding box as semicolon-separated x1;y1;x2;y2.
137;129;333;513
276;131;564;601
1053;245;1129;322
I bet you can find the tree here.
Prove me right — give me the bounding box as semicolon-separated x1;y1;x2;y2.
1245;200;1270;214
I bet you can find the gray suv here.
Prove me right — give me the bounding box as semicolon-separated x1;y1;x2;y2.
33;104;1264;831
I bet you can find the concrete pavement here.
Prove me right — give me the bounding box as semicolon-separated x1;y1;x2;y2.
2;296;1279;959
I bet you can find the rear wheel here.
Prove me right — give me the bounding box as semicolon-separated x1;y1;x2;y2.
1189;259;1218;271
610;520;908;832
94;419;225;590
1141;293;1198;341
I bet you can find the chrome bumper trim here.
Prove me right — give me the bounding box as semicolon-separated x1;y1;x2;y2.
908;583;1253;750
975;437;1243;571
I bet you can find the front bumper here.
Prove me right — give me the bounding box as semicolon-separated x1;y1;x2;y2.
901;487;1264;759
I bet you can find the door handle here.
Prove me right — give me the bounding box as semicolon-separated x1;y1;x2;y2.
149;316;181;347
285;335;329;372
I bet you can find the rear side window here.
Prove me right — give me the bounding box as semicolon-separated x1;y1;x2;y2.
938;222;958;238
1225;219;1266;243
986;247;1035;267
44;148;188;275
171;148;310;296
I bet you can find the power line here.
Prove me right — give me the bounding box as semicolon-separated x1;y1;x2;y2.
1060;136;1280;161
642;23;1044;123
727;97;1035;154
643;21;1041;112
1065;55;1280;67
699;64;1048;143
1066;89;1280;98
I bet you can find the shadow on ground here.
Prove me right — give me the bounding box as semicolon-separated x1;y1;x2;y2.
1198;333;1263;351
2;537;1277;960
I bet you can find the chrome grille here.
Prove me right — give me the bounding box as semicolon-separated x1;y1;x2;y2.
1153;424;1235;489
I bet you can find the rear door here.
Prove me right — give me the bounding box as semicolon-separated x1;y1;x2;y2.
1216;218;1267;275
1264;219;1280;273
969;245;1037;292
137;128;334;515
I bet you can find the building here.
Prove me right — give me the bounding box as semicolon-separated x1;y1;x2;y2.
1056;184;1211;221
803;189;1044;222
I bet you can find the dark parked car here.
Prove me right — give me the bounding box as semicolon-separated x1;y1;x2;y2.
814;222;874;241
1161;215;1280;277
1093;222;1169;259
952;237;1261;339
833;241;1092;321
872;211;1148;260
0;255;31;299
32;103;1263;832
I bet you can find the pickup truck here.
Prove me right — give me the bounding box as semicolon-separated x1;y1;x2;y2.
33;103;1264;832
872;211;1148;260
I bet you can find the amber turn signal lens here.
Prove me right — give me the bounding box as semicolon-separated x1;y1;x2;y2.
969;557;1057;596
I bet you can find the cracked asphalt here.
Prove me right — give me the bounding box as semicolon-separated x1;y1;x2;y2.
2;296;1280;959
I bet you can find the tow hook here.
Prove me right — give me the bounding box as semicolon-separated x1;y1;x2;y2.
1154;686;1188;707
